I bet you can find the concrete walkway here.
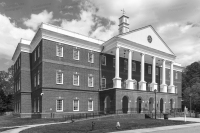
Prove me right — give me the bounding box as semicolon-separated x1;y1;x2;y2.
110;117;200;133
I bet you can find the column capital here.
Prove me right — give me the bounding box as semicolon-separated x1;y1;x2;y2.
140;53;145;56
128;49;133;52
151;56;156;59
116;46;121;49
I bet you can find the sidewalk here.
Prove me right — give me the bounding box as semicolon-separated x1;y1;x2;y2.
110;117;200;133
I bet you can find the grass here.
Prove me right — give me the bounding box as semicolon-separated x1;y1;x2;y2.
20;116;193;133
0;115;65;128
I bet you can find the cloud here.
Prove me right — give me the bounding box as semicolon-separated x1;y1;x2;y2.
23;10;60;30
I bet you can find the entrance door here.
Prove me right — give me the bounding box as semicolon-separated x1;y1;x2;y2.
104;96;111;114
149;97;154;113
160;98;164;113
137;97;142;113
122;96;128;113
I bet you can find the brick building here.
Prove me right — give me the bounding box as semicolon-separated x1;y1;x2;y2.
12;14;183;118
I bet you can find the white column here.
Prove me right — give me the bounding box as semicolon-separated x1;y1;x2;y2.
126;50;134;89
113;46;121;88
150;56;157;91
168;62;175;93
160;60;167;92
139;53;146;91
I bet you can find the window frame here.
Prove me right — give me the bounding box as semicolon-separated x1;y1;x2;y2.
73;99;79;111
88;100;93;111
56;99;63;112
101;55;106;66
73;48;79;60
88;75;94;87
88;52;94;63
56;70;63;84
73;73;79;86
101;78;106;88
56;44;63;57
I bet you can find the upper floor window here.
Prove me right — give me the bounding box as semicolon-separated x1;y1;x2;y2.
113;58;115;67
37;70;40;85
56;70;63;84
101;55;106;66
56;99;63;112
88;74;94;87
73;48;79;60
73;99;79;111
88;52;94;63
132;62;136;71
73;73;79;86
156;68;159;75
101;78;106;88
88;100;93;111
124;60;128;70
148;66;151;74
56;44;63;57
38;46;40;58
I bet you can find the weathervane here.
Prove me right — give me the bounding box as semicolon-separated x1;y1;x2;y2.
121;9;125;15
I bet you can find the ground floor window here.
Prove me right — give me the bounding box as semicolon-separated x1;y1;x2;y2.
73;99;79;111
88;100;93;111
56;99;63;112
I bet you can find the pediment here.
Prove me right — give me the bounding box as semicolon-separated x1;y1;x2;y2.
118;26;175;56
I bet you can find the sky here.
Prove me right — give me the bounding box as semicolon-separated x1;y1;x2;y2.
0;0;200;71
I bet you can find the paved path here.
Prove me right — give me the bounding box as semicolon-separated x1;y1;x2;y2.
110;117;200;133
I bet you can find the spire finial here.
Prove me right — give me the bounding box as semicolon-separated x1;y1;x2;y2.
121;9;125;15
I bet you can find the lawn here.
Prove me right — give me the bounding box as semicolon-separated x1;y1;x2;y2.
20;116;193;133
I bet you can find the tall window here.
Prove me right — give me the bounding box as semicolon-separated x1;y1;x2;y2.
101;55;106;65
34;51;36;62
156;68;159;75
124;60;128;70
56;70;63;84
73;99;79;111
132;62;136;71
101;78;106;88
37;70;40;85
34;99;36;112
37;98;40;112
18;78;20;90
56;44;63;57
73;73;79;86
34;74;36;87
38;46;40;58
88;100;93;111
73;48;79;60
148;66;151;74
113;58;115;67
88;74;94;87
56;99;63;112
88;52;94;63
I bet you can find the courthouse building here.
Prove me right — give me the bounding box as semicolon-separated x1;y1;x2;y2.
12;13;183;118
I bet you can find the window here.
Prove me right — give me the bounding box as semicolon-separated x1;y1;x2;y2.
101;78;106;88
175;72;178;79
18;78;20;90
34;74;36;87
88;75;94;87
56;44;63;57
148;66;151;74
73;48;79;60
156;68;159;75
56;99;63;112
37;70;40;85
34;99;36;112
73;99;79;111
132;62;136;71
113;58;115;67
38;46;40;58
56;70;63;84
34;51;36;61
37;98;40;112
124;60;128;70
73;73;79;86
88;52;94;63
101;55;106;65
88;100;93;111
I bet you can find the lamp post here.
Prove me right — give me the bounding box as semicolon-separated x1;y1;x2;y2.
189;93;192;117
154;89;157;119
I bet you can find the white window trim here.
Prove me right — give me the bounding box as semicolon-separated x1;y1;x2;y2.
88;52;94;63
102;55;106;66
101;78;106;88
56;45;63;57
73;73;79;86
88;75;94;87
73;49;79;60
73;99;79;111
148;66;151;74
88;100;93;111
56;99;63;112
56;70;63;84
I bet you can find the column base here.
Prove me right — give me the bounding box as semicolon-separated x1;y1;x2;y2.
168;85;175;93
150;82;157;91
139;81;146;91
113;77;121;88
126;79;135;89
160;84;168;93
